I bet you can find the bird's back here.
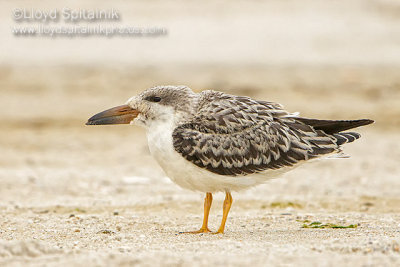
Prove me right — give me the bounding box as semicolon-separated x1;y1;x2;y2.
172;90;373;177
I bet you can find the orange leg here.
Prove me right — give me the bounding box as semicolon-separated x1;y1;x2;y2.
213;192;233;234
180;192;213;234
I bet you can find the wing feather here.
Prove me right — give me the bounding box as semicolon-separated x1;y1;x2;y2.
172;91;340;176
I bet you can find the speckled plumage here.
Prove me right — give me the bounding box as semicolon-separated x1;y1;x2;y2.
117;85;372;192
87;85;374;233
172;89;365;177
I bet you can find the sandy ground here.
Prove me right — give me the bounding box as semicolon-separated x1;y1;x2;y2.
0;65;399;266
1;0;400;266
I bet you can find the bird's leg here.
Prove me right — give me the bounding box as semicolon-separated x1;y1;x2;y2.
213;192;233;234
180;192;212;234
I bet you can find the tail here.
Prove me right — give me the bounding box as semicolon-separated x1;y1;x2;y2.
333;132;361;145
295;118;374;145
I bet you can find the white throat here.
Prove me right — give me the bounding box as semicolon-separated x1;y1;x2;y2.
144;109;178;171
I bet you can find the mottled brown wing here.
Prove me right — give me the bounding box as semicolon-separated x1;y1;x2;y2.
172;91;339;176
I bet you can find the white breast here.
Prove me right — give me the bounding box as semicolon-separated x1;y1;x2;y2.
146;118;205;190
144;118;293;193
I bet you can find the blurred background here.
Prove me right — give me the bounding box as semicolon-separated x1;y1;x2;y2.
2;0;400;123
0;1;400;264
1;0;400;205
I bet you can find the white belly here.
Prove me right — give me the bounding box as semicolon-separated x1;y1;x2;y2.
145;120;292;193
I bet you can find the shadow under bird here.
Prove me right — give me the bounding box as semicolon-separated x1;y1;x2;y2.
86;85;373;234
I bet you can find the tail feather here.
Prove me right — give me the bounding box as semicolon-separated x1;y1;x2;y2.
333;132;361;145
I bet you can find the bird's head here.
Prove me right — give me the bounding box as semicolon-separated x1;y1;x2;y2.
86;85;197;128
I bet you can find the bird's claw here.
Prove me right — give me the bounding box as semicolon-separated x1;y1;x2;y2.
179;228;211;234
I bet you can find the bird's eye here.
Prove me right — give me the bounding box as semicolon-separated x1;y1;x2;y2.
146;96;161;102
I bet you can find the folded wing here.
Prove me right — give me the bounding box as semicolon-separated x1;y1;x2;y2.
172;91;370;176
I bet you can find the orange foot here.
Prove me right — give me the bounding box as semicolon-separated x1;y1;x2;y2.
179;228;211;234
211;229;224;235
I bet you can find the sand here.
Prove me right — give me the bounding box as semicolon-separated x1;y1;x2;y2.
0;65;399;266
1;0;400;265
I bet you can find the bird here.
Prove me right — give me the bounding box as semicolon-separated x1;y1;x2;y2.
86;85;373;234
